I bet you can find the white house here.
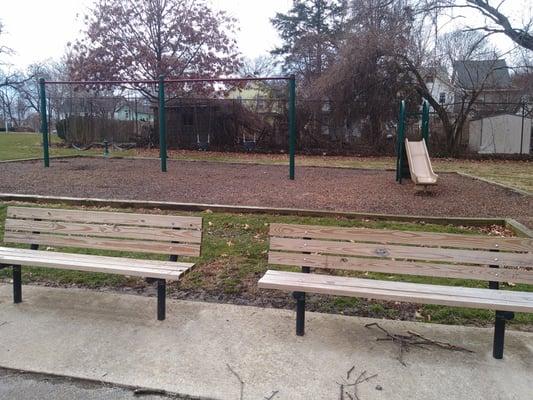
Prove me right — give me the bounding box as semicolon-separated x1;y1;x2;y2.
468;114;531;154
422;66;455;111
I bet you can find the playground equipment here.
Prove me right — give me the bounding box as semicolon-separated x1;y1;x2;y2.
396;100;438;187
38;75;298;179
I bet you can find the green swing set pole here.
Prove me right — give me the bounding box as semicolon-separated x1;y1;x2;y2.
39;78;50;168
158;75;167;172
421;99;429;143
396;100;406;183
288;75;296;180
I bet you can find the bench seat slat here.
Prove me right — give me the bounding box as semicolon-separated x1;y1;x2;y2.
7;207;201;229
268;251;533;285
0;247;193;271
5;219;202;243
3;232;200;256
0;247;193;281
270;237;533;268
258;270;533;313
270;223;532;252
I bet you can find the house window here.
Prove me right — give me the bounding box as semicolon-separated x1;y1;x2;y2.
125;110;130;119
439;92;446;104
183;113;194;126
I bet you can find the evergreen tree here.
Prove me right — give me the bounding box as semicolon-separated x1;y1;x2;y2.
271;0;348;87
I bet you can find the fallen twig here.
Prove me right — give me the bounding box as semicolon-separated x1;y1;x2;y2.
346;365;355;380
133;388;167;396
226;363;244;400
365;322;474;366
337;367;378;400
264;390;279;400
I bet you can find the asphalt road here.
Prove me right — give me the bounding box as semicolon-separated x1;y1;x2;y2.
0;368;184;400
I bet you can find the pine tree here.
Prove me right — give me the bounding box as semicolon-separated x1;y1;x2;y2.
271;0;348;86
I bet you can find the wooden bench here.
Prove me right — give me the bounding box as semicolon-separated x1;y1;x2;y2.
0;207;202;320
258;223;533;359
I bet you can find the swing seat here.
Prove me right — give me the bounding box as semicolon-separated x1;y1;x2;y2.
243;140;256;152
197;141;209;151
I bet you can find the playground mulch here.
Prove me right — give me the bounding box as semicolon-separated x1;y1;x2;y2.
0;157;531;227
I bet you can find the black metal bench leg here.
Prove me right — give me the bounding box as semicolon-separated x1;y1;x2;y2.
294;291;306;336
157;279;166;321
293;265;311;336
493;311;514;359
13;265;22;304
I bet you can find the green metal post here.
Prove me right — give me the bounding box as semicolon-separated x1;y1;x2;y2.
421;99;429;143
39;78;50;167
158;75;167;172
396;100;406;183
288;75;296;180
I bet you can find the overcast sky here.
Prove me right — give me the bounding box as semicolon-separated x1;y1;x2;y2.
0;0;292;69
0;0;528;70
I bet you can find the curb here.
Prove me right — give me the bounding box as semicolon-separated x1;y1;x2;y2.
455;171;531;196
0;192;516;229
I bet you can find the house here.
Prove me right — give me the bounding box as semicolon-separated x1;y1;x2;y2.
468;114;531;154
452;59;521;111
156;97;277;150
225;82;283;114
422;65;455;110
114;101;154;122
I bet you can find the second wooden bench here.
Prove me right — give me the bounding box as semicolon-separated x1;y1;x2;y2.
259;223;533;359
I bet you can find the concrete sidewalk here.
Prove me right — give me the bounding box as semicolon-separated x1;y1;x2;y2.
0;284;531;400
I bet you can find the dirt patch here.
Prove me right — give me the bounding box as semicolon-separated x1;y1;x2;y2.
0;158;530;227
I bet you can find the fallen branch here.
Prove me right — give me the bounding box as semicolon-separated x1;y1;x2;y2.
346;365;355;380
226;363;244;400
133;388;167;396
337;368;378;400
365;322;474;366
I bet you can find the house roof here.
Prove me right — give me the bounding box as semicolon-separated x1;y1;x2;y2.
422;65;450;84
452;59;511;90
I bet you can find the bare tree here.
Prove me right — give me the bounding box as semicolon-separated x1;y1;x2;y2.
424;0;533;51
239;56;280;78
401;28;507;154
67;0;241;99
314;0;416;147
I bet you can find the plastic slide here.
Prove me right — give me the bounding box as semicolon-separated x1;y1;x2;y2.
405;139;438;186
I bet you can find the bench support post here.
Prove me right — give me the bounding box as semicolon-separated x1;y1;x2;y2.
493;310;514;359
488;257;515;360
293;266;311;336
13;265;22;303
157;279;166;321
294;291;306;336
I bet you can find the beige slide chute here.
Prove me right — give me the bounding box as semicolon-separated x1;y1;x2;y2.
405;139;438;186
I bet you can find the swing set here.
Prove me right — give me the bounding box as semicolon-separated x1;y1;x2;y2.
38;75;298;180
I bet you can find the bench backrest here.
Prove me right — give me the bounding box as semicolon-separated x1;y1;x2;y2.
4;207;202;257
268;223;533;285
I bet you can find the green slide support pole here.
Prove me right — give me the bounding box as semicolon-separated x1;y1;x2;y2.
39;78;50;168
288;75;296;180
422;99;429;143
158;75;167;173
396;100;406;183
